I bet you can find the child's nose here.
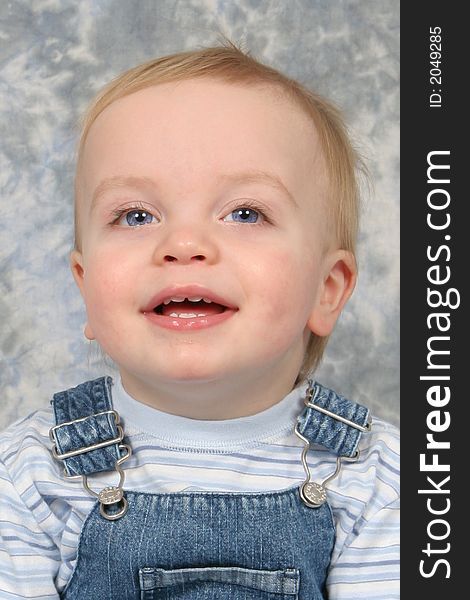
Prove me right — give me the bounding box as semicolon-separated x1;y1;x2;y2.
152;227;219;266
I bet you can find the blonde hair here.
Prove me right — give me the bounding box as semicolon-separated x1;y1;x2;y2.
74;38;364;382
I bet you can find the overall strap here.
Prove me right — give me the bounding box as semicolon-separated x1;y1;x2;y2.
49;376;123;477
296;381;371;458
49;376;131;520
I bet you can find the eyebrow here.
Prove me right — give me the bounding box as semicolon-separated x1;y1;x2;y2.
90;175;156;213
218;170;298;207
90;169;298;212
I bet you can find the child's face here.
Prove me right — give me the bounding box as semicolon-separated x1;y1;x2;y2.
72;79;354;400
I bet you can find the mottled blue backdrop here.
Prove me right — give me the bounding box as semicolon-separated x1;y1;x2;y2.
0;0;399;428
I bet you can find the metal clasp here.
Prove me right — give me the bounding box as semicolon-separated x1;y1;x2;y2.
49;411;132;521
294;424;359;508
83;444;132;520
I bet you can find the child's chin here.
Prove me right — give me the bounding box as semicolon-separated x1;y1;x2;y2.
161;367;228;384
156;359;247;385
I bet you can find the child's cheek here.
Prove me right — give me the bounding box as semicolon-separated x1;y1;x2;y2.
255;247;316;334
81;252;132;322
84;263;122;305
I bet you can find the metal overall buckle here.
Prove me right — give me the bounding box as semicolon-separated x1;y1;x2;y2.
294;384;371;508
49;410;132;520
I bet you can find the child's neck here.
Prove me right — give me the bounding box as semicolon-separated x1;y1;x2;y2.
118;367;301;420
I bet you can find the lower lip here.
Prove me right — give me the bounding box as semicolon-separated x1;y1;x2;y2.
143;308;237;331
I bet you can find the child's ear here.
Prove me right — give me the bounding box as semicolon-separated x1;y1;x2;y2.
70;250;86;296
70;250;95;341
307;250;357;337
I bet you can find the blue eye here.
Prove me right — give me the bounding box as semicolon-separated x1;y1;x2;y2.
224;208;260;224
119;209;155;227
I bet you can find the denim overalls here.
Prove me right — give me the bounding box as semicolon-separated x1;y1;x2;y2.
49;377;370;599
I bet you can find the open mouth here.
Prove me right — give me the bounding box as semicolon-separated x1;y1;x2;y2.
143;287;238;330
153;297;228;319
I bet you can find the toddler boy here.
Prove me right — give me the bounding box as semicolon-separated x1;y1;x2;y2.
0;42;399;599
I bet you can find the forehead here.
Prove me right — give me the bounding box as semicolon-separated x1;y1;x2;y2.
79;78;326;209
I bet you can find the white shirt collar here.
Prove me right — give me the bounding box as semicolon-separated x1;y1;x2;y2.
112;377;308;451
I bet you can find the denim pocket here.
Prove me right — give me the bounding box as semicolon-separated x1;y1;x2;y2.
139;565;300;599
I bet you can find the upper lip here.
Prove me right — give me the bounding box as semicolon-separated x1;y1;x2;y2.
142;284;238;313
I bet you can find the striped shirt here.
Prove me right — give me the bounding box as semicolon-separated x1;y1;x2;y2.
0;378;399;599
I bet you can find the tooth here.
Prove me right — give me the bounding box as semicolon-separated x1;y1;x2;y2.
169;312;198;318
163;296;213;305
163;297;185;305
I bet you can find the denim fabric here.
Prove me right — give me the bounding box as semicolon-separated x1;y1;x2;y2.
51;377;122;476
62;489;333;599
139;566;300;595
51;378;370;600
297;383;370;457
